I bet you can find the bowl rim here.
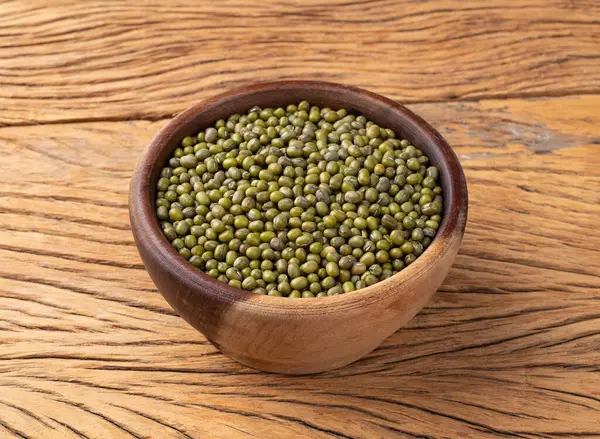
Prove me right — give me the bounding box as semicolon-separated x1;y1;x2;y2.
129;80;468;312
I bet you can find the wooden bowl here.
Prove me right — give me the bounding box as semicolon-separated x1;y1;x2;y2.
129;81;468;374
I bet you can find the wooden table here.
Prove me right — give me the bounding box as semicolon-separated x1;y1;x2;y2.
1;1;599;437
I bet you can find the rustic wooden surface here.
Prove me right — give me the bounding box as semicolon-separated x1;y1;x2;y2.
1;1;599;438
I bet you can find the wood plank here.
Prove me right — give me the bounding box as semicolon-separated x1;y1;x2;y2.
1;0;600;125
0;95;599;438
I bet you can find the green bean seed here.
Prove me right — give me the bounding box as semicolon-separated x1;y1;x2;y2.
155;101;444;297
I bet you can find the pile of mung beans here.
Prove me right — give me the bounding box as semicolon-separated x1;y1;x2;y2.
155;101;443;298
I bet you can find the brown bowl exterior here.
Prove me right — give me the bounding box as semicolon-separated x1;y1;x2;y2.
129;81;468;374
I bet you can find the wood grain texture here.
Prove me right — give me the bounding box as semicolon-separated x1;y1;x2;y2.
1;0;600;125
1;93;599;438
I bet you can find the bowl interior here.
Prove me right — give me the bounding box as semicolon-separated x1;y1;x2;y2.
131;81;468;308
